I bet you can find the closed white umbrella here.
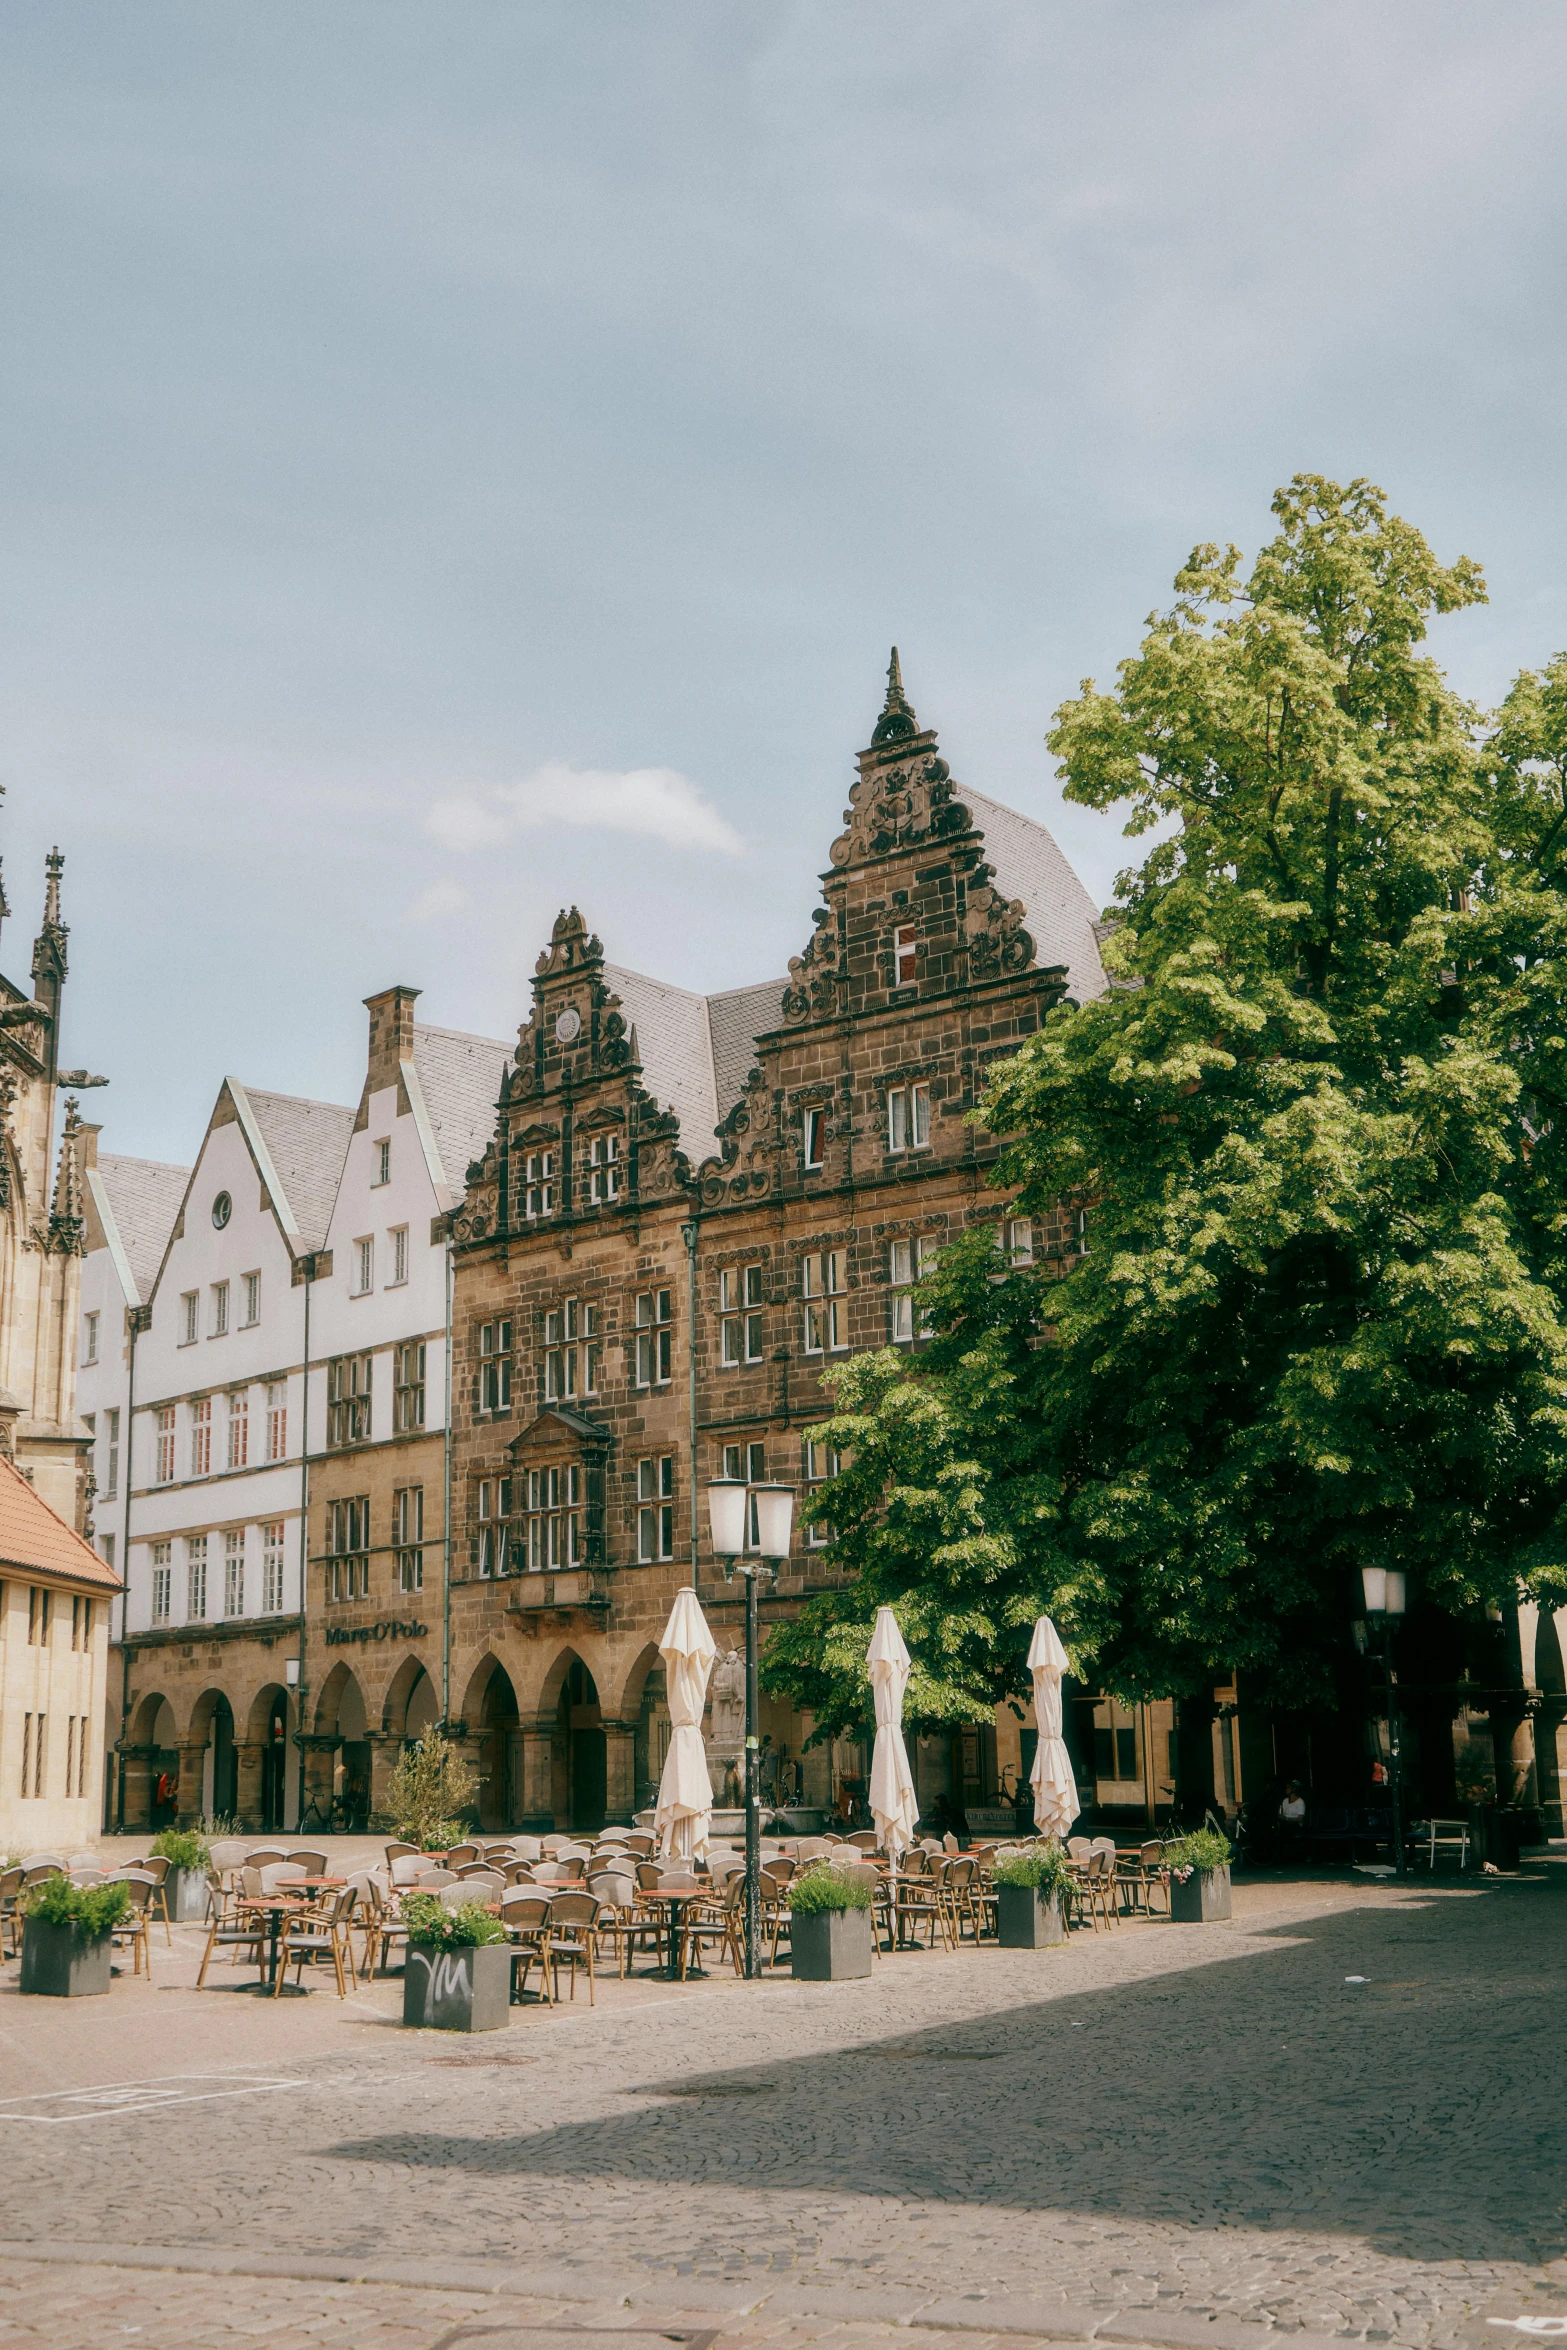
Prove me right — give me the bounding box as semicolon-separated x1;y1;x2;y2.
654;1587;718;1863
867;1606;919;1857
1028;1614;1079;1838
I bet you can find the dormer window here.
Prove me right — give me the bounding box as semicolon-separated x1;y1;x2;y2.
803;1108;825;1170
893;923;918;987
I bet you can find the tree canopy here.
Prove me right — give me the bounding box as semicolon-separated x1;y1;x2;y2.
763;477;1567;1740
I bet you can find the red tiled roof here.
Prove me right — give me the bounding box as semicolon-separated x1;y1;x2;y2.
0;1454;121;1590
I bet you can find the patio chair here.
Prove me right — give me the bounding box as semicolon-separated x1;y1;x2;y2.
891;1850;947;1950
208;1839;249;1871
1419;1817;1470;1871
125;1853;173;1944
21;1863;64;1889
390;1854;431;1887
508;1836;544;1862
445;1843;483;1870
1117;1840;1169;1918
110;1875;155;1979
196;1896;266;1988
680;1876;746;1979
412;1867;457;1889
622;1833;655;1857
942;1856;982;1943
69;1866;107;1887
288;1850;330;1877
503;1861;538;1885
384;1841;419;1864
243;1846;291;1868
274;1884;358;1997
0;1865;22;1958
546;1891;599;2003
20;1852;66;1871
259;1862;310;1896
499;1894;554;2004
587;1871;637;1976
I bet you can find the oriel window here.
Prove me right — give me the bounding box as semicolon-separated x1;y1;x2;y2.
524;1465;581;1571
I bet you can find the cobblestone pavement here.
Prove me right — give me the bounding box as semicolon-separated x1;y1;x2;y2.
2;1875;1564;2350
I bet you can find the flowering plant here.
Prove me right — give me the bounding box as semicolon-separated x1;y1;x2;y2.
1162;1829;1232;1883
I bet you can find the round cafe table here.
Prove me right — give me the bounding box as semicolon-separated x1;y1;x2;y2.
241;1879;345;1992
635;1879;707;1981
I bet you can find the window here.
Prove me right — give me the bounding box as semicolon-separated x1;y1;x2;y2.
478;1321;512;1413
524;1466;581;1571
1001;1216;1034;1266
637;1456;675;1561
156;1406;176;1484
803;1107;825;1169
211;1280;229;1338
893;922;918;987
586;1134;620;1205
75;1713;87;1797
261;1521;285;1615
266;1380;288;1462
326;1354;372;1447
242;1271;261;1326
719;1265;765;1367
373;1138;391;1186
887;1082;931;1153
353;1237;374;1296
524;1150;555;1218
27;1586;50;1645
1073;1206;1089;1257
227;1387;249;1471
327;1496;369;1602
180;1292;198;1346
545;1299;599;1401
224;1527;245;1619
66;1716;78;1801
803;1251;847;1354
99;1533;114;1573
477;1477;512;1577
21;1713;44;1798
634;1289;672;1388
70;1593;86;1650
82;1310;99;1366
803;1438;841;1547
190;1396;212;1479
186;1533;208;1621
394;1340;426;1431
394;1486;424;1592
151;1543;172;1625
721;1440;767;1549
101;1407;120;1502
389;1225;409;1286
890;1237;936;1343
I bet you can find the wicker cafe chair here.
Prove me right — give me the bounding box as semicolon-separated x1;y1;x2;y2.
243;1847;291;1868
941;1856;983;1944
110;1875;155;1979
274;1884;358;1998
456;1867;505;1894
196;1893;266;1988
125;1853;173;1944
587;1872;638;1977
384;1841;419;1864
546;1891;599;2004
891;1850;949;1951
500;1894;554;2005
680;1874;746;1979
288;1849;330;1878
1117;1841;1169;1918
444;1843;483;1870
0;1865;23;1959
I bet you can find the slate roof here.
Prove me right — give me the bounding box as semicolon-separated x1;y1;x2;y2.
708;980;788;1122
602;965;722;1155
0;1452;121;1590
236;1086;356;1253
962;786;1108;1004
92;1154;190;1304
411;1022;512;1187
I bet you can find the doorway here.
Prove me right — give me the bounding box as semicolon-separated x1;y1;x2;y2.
261;1696;288;1831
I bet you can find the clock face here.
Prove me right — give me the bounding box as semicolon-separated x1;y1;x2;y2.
554;1006;581;1045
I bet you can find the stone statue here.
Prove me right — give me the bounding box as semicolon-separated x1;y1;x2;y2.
709;1644;746;1756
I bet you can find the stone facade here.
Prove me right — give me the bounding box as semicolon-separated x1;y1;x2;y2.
442;658;1108;1829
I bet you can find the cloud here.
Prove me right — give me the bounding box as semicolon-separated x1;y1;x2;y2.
406;878;473;923
426;762;744;858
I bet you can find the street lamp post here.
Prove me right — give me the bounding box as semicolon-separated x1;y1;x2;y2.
706;1477;794;1978
1361;1567;1408;1877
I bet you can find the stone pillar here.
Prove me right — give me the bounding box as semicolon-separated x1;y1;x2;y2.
367;1730;402;1824
1533;1701;1565;1838
506;1728;526;1829
603;1721;636;1825
234;1740;266;1831
176;1737;208;1828
299;1734;336;1828
519;1722;555;1829
119;1743;156;1832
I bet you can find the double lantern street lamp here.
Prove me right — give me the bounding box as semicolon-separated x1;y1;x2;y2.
706;1477;794;1979
1358;1567;1408;1878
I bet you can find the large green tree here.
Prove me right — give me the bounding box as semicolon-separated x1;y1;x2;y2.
764;478;1567;1738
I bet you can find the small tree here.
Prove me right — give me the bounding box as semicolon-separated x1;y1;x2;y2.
385;1728;477;1851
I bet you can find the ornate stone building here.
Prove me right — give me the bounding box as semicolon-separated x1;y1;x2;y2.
441;657;1107;1830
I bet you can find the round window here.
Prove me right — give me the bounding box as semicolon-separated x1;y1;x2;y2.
554;1006;581;1045
211;1191;232;1229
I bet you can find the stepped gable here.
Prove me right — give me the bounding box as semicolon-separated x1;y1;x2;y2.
410;1022;511;1192
93;1154;189;1303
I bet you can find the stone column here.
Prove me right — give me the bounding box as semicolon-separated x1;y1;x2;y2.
519;1723;555;1829
176;1737;208;1827
119;1743;156;1832
234;1740;266;1831
299;1734;336;1828
602;1721;636;1825
366;1730;402;1824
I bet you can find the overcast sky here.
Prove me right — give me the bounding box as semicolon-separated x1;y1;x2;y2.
9;2;1567;1161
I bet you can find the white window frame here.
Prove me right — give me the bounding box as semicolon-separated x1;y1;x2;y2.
186;1533;208;1622
223;1527;245;1620
887;1082;931;1154
802;1251;847;1354
803;1107;825;1170
241;1270;261;1326
636;1455;674;1562
373;1138;391;1187
211;1280;229;1338
180;1291;198;1347
890;1236;937;1343
893;922;918;988
226;1387;249;1471
151;1542;172;1624
261;1521;285;1615
353;1237;374;1297
719;1265;765;1368
82;1310;99;1367
389;1225;409;1286
586;1134;620;1205
155;1406;176;1485
478;1320;513;1414
524;1150;555;1219
1002;1216;1034;1266
101;1406;120;1502
266;1380;288;1462
803;1438;841;1548
523;1466;580;1572
190;1396;212;1479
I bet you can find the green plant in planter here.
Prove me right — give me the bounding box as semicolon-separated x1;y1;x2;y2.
150;1828;209;1872
789;1868;873;1914
401;1894;507;1948
387;1730;477;1851
1454;1749;1497;1806
992;1847;1073;1896
24;1879;131;1933
1163;1829;1233;1880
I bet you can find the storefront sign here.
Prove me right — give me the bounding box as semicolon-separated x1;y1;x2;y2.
324;1618;428;1646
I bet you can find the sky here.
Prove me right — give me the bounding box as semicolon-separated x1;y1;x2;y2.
9;2;1567;1160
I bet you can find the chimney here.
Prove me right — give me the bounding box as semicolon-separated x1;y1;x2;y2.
363;985;422;1097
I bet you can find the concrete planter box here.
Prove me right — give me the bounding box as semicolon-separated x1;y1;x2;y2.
403;1940;512;2032
19;1918;113;1997
1170;1865;1232;1923
165;1867;211;1923
791;1905;873;1981
997;1883;1066;1948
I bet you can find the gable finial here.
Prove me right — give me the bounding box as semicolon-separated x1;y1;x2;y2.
871;646;918;746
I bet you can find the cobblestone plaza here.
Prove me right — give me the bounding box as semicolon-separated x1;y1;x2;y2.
3;1873;1563;2350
